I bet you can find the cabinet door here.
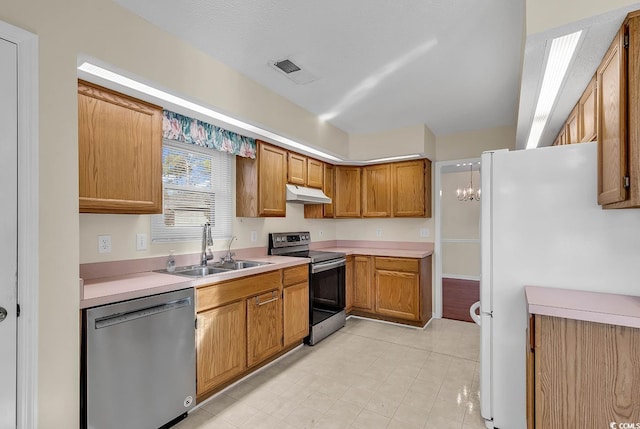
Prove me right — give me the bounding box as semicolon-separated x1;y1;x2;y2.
345;256;354;313
307;158;324;189
78;80;162;214
196;301;246;395
323;163;335;218
288;152;307;185
353;256;372;310
558;128;567;145
375;270;420;321
283;282;309;346
247;289;283;367
597;26;628;206
579;76;597;142
334;166;361;217
392;160;431;217
566;106;580;145
259;143;287;216
362;164;391;217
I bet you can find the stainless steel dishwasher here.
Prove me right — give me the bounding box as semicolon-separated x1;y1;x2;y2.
82;288;196;429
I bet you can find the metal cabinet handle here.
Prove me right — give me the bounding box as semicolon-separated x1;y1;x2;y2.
256;291;279;306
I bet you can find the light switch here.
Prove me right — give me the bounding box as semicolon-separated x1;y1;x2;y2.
136;233;147;251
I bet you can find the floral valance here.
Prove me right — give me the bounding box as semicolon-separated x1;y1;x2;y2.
162;110;257;159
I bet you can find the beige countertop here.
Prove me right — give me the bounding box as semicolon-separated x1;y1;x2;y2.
81;256;308;309
320;246;433;258
525;286;640;329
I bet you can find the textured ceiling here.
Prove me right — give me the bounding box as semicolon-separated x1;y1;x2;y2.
113;0;524;137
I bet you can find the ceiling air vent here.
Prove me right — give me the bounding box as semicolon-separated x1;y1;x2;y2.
274;59;301;74
269;58;318;85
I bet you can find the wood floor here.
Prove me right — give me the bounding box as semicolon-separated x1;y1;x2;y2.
442;277;479;323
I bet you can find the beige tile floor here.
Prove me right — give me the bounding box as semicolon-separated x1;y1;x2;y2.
176;317;485;429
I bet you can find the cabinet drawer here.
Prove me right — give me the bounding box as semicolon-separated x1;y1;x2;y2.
375;257;419;272
283;265;308;286
197;271;281;312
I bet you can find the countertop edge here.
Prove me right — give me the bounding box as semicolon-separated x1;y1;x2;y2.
81;257;309;309
525;286;640;329
320;246;433;258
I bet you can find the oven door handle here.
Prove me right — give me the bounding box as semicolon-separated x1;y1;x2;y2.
311;258;346;274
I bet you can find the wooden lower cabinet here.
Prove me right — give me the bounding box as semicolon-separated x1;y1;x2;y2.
196;267;309;400
247;289;283;368
351;255;432;327
283;282;309;346
528;314;640;428
196;301;246;396
345;256;354;313
375;270;420;321
353;256;373;310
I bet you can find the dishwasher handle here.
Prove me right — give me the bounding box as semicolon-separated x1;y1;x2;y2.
95;297;192;329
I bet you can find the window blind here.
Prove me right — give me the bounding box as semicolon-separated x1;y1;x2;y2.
152;140;233;242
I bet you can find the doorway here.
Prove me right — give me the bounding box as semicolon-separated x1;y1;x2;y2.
0;21;39;429
434;158;481;321
0;35;18;428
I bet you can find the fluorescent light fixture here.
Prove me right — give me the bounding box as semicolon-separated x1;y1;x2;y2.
525;30;582;150
364;154;421;163
77;62;343;162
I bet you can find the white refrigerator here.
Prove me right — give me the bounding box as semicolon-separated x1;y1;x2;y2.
479;142;640;429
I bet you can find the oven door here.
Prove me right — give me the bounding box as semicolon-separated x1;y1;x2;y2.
310;258;346;312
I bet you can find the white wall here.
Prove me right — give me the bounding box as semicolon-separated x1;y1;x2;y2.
349;123;437;161
526;0;640;35
436;125;516;161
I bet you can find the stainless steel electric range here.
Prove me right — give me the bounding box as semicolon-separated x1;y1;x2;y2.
268;232;346;345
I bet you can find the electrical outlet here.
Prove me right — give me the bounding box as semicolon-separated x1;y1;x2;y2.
318;230;324;237
376;228;382;237
136;233;147;251
98;235;111;253
420;228;430;238
250;231;257;242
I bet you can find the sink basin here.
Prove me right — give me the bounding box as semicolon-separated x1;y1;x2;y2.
155;260;272;278
212;260;272;270
155;265;232;277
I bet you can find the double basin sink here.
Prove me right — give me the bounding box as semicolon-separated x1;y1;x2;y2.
157;260;272;278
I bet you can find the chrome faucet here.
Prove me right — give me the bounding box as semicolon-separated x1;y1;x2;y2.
201;223;213;266
222;236;236;263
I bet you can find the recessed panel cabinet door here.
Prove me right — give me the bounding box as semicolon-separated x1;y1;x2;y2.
306;158;324;189
375;270;420;321
362;164;391;217
247;289;283;367
579;76;597;142
283;282;309;346
597;26;627;206
287;152;307;185
78;80;162;214
196;301;246;395
258;143;287;216
335;166;361;217
392;160;431;217
353;256;372;310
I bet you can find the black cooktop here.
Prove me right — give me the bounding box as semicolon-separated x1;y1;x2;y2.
281;250;345;264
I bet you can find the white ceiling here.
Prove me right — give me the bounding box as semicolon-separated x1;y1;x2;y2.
112;0;524;137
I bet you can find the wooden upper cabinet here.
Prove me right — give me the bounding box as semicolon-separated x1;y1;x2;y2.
566;105;580;145
579;75;597;142
392;159;431;217
597;25;628;206
362;164;391;217
287;152;307;185
307;158;324;189
237;141;287;217
334;166;361;217
78;80;162;214
322;163;335;218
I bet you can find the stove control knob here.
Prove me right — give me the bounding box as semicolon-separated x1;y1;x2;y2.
276;237;281;242
305;234;310;240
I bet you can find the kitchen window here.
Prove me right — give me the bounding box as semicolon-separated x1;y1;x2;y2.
152;140;232;242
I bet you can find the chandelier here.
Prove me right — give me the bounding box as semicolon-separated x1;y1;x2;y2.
457;164;481;201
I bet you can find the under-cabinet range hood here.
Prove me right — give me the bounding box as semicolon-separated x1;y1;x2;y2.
286;184;331;204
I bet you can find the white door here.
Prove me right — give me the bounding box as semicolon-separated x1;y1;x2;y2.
0;36;18;428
